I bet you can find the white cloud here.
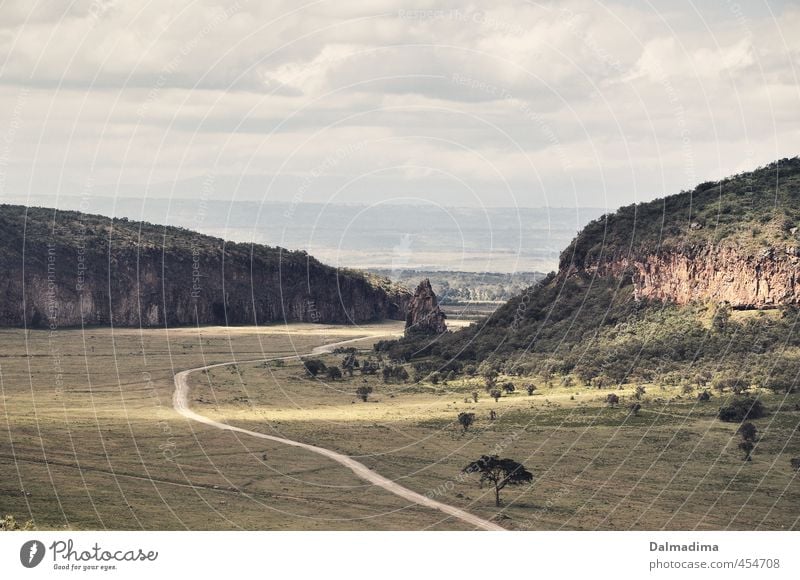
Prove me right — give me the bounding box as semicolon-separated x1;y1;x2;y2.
0;0;798;208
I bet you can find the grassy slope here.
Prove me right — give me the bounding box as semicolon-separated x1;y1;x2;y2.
561;156;800;268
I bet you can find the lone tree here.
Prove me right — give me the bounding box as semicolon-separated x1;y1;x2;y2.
629;402;642;416
502;382;516;394
525;384;536;396
606;393;620;408
472;391;479;403
697;390;712;402
458;412;476;432
463;455;533;507
634;385;646;400
355;385;373;402
326;366;342;380
490;389;502;402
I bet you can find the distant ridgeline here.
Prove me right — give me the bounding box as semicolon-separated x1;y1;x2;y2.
0;205;410;328
378;158;800;390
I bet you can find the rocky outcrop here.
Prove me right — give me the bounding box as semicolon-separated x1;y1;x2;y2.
581;244;800;309
405;279;447;335
0;205;411;328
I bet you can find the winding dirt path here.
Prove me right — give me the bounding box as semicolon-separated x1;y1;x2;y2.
172;335;503;531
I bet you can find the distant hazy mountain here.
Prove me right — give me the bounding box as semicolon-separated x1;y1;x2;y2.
10;196;605;274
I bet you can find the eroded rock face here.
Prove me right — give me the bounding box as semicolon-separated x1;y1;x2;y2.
585;245;800;308
405;279;447;335
0;205;411;328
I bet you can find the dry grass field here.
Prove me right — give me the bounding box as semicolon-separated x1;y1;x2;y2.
0;322;470;530
2;321;799;530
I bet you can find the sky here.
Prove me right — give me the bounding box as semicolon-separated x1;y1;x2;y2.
0;0;798;211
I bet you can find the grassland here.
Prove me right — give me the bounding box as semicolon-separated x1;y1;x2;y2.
191;339;800;530
0;322;470;530
2;322;798;531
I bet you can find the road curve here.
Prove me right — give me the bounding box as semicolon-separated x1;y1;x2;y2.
172;336;504;531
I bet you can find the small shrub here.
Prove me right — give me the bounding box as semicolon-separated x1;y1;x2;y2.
356;385;373;402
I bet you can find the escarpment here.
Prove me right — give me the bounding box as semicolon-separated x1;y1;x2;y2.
0;205;411;328
581;245;800;309
559;157;800;310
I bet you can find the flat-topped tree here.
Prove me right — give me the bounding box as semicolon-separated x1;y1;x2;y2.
463;455;533;507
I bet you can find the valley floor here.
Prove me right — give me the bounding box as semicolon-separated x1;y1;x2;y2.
1;322;798;530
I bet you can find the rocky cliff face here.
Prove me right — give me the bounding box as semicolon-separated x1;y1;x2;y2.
405;279;447;335
586;245;800;308
0;205;411;328
557;158;800;310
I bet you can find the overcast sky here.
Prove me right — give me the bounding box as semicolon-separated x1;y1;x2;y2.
0;0;798;210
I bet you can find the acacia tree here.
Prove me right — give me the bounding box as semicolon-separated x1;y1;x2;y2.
490;389;502;402
606;393;620;408
458;412;476;432
463;455;533;507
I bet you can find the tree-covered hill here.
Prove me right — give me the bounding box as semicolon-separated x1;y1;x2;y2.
377;158;800;392
0;204;410;328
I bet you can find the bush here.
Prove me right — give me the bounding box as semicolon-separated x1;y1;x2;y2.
606;393;620;407
490;389;502;402
356;385;373;402
458;412;476;432
326;366;342;380
697;390;711;402
718;397;766;422
382;365;409;383
303;359;327;377
1;514;33;530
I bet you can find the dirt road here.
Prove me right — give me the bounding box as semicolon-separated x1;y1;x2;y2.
172;335;504;531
